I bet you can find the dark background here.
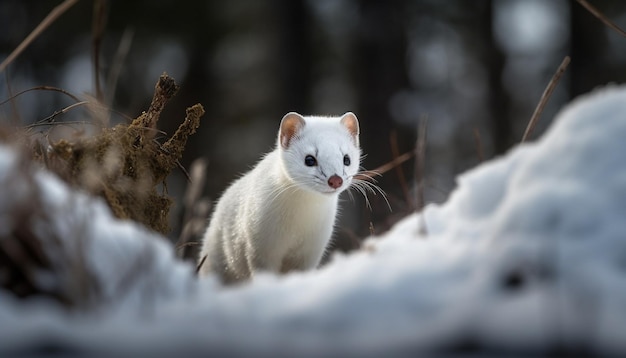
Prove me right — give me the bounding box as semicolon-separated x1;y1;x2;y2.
1;0;625;259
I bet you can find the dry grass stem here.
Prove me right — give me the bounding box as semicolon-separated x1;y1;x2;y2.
0;86;81;106
3;71;20;125
521;55;570;143
577;0;626;38
26;120;96;130
176;158;209;258
415;117;428;236
415;117;427;212
106;28;134;107
473;127;485;162
92;0;108;101
0;0;81;73
389;130;413;209
31;101;90;127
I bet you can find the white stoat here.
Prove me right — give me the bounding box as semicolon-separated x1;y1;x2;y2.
197;112;361;284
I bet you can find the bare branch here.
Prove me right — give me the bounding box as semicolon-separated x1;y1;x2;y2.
576;0;626;38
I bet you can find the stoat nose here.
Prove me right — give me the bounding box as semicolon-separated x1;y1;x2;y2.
327;175;343;189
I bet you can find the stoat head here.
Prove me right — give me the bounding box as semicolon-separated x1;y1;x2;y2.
278;112;361;195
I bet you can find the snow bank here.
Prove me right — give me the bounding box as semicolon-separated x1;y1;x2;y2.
1;85;626;356
0;146;198;352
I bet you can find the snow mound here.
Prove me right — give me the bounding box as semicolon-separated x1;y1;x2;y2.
1;85;626;356
0;146;198;352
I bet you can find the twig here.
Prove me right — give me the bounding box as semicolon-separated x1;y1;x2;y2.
389;130;413;209
0;86;81;106
25;101;127;133
521;56;570;142
0;0;81;73
184;159;208;206
472;127;485;162
26;120;95;129
196;255;207;275
415;117;428;212
175;160;192;182
106;28;134;107
92;0;108;102
415;117;428;236
34;101;90;125
176;159;208;258
3;69;20;125
354;150;414;182
6;92;134;126
576;0;626;38
150;139;192;182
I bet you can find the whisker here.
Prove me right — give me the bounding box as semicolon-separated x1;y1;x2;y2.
352;179;391;212
357;168;382;177
352;169;382;183
351;183;372;210
353;172;379;184
353;180;377;195
266;180;302;205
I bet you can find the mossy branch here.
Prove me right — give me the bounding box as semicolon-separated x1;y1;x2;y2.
133;73;179;131
35;74;204;235
155;104;205;182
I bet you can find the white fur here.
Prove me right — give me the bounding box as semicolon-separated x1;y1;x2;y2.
198;113;361;283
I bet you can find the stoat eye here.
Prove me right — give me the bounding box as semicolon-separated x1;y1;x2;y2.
343;154;351;166
304;155;317;167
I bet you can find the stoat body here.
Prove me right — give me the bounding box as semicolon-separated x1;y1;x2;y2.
197;112;360;284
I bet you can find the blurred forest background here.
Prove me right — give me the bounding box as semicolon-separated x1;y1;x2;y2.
1;0;625;259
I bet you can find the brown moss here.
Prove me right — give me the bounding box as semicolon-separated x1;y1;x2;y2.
38;73;205;234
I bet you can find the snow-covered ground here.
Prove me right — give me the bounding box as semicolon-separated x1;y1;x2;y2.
1;84;625;356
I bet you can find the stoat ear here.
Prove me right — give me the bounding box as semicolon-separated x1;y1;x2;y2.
279;112;306;149
340;112;360;146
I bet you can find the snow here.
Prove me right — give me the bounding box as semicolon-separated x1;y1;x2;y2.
1;84;626;356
